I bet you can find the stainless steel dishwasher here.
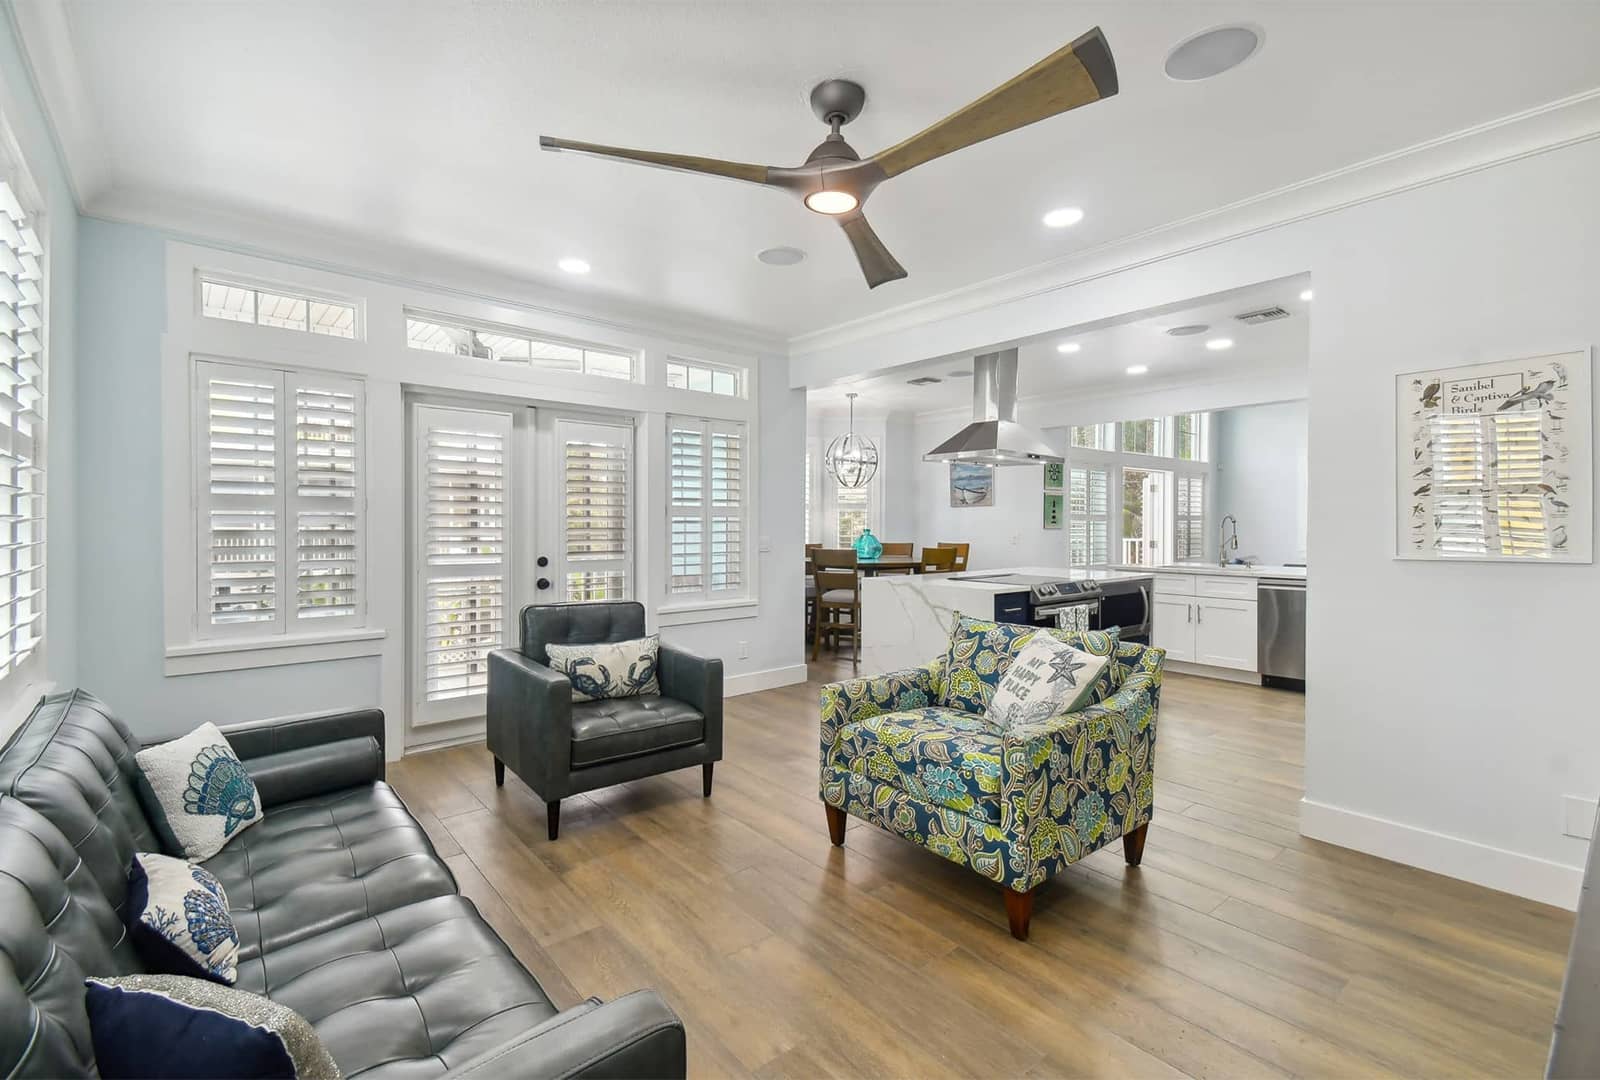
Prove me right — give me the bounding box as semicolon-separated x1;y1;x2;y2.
1257;577;1306;689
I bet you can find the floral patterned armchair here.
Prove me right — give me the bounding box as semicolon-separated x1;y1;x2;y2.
819;617;1165;940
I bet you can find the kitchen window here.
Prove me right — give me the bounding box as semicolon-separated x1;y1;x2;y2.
1069;465;1109;568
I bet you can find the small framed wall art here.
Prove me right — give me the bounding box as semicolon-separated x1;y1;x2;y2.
1395;348;1592;562
949;462;995;507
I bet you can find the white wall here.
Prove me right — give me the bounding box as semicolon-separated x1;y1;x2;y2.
790;135;1600;908
1213;400;1308;565
0;5;78;736
73;221;806;751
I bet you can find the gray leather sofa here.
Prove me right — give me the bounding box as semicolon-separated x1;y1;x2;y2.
0;689;686;1079
488;602;722;840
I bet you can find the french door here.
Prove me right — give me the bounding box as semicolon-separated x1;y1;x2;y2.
408;400;633;730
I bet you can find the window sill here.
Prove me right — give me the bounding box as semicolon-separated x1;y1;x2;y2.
164;628;387;676
655;598;760;627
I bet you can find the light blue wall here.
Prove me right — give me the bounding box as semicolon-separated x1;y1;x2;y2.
0;3;79;704
74;219;380;741
1212;399;1308;565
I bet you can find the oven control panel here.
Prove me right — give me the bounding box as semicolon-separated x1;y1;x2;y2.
1031;581;1094;600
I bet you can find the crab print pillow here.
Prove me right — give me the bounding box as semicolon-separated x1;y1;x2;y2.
125;852;240;985
545;635;661;702
135;722;262;860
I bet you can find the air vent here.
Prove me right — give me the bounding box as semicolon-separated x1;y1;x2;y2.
1234;306;1291;325
907;376;943;386
1165;324;1209;337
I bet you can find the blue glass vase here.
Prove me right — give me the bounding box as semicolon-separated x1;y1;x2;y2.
853;528;882;561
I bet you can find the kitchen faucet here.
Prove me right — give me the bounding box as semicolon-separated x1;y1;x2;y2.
1219;515;1239;567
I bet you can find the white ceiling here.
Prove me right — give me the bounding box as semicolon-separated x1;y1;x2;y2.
35;2;1600;337
807;276;1310;415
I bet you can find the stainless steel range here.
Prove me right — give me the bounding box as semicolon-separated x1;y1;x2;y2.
956;572;1152;643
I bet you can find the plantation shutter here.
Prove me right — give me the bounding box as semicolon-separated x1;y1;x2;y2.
559;418;631;602
668;421;705;594
414;405;511;721
710;424;744;592
293;376;362;622
1174;475;1205;562
0;180;43;675
1069;465;1109;568
198;361;280;631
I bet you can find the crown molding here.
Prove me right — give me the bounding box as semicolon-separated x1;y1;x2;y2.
788;86;1600;363
7;0;105;208
86;190;787;358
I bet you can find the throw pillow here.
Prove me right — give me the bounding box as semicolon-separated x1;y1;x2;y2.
987;634;1110;730
939;613;1118;714
85;974;341;1080
126;852;239;985
135;722;262;860
545;635;661;702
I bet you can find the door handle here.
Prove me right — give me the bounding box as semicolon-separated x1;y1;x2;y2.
1186;603;1192;624
1196;604;1202;624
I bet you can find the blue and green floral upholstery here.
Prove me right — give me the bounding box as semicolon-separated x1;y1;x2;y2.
939;615;1118;714
820;637;1164;894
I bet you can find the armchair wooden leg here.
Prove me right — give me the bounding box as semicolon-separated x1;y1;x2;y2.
547;800;561;842
1124;821;1149;866
1003;887;1036;941
825;803;847;846
702;762;714;797
493;757;505;787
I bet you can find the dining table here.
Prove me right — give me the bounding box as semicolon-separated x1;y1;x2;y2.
854;555;922;576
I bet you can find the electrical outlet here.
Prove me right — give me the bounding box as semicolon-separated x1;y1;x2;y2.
738;640;749;659
1563;795;1597;840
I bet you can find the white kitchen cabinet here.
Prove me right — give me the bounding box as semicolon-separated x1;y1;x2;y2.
1195;598;1258;670
1151;596;1197;662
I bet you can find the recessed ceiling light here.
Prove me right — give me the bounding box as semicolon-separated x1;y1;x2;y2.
1165;324;1209;337
1042;207;1085;228
1205;338;1234;351
1056;342;1081;354
557;257;591;275
1165;25;1263;81
1299;288;1314;301
1126;365;1149;376
757;246;807;266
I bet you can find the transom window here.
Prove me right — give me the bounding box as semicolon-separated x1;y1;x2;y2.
666;357;742;397
406;312;634;381
200;278;357;339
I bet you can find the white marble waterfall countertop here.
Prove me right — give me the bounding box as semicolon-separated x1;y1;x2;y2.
858;567;1149;673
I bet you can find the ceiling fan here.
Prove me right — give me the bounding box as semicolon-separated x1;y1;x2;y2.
540;27;1118;289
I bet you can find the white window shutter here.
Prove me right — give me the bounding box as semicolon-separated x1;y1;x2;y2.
559;419;631;602
0;180;43;676
668;416;748;601
198;362;280;629
1174;475;1205;562
710;425;743;591
668;421;705;594
292;377;362;621
1069;465;1109;568
415;406;511;720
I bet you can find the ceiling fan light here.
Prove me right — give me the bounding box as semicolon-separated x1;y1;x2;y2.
804;189;859;215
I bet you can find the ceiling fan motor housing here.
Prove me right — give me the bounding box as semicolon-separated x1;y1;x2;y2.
809;79;868;127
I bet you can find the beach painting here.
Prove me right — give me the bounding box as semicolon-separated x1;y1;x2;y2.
949;462;995;507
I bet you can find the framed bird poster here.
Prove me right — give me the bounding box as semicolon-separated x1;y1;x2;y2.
1395;349;1592;562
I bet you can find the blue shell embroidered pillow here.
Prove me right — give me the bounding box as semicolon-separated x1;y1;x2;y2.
545;635;661;702
986;633;1110;730
135;722;262;860
126;851;240;984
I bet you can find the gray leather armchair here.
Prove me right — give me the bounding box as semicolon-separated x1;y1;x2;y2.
488;601;723;840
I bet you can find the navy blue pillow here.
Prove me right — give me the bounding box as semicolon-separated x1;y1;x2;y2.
84;976;341;1080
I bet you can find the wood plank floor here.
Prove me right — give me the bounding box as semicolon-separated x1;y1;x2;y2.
389;658;1574;1078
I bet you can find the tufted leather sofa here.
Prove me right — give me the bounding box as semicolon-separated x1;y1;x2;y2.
488;602;722;840
0;689;686;1079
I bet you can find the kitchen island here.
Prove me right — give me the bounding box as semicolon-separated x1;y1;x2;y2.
861;567;1152;673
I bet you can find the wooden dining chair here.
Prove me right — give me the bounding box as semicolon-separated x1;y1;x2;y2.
920;546;958;574
936;542;970;572
811;548;860;667
876;542;915;575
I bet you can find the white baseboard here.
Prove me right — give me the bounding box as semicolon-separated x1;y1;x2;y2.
726;663;807;697
1167;660;1262;685
1299;797;1583;910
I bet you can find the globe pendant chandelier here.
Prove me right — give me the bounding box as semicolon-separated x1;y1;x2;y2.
824;392;879;488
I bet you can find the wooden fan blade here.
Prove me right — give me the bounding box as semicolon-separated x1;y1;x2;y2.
871;26;1118;179
838;211;908;289
539;136;772;185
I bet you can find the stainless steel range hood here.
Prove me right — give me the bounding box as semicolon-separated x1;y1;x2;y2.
922;349;1062;466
